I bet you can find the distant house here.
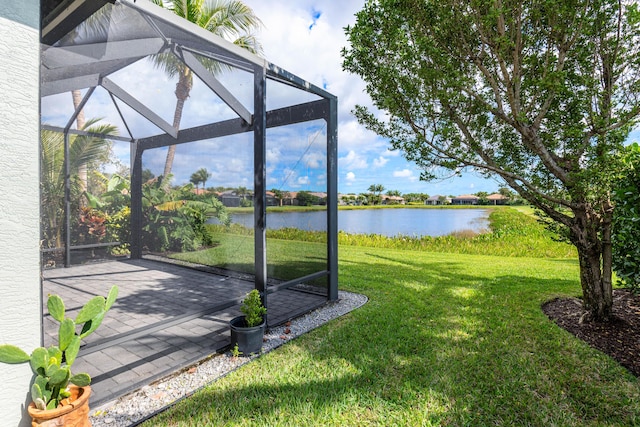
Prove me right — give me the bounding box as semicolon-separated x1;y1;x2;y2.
310;192;328;202
266;191;279;206
283;191;298;206
382;195;405;205
451;194;479;205
426;195;451;205
487;193;509;205
192;188;209;196
219;190;241;207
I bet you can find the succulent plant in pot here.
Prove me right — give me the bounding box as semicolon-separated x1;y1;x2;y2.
229;289;267;355
0;285;118;426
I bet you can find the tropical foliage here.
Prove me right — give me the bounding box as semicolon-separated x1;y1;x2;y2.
40;120;118;250
86;173;132;254
296;191;324;206
141;175;230;253
86;172;232;254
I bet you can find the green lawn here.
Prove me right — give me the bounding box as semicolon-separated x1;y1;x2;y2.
147;242;640;426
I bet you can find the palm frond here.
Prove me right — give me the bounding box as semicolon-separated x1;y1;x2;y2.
202;0;263;44
156;200;186;211
69;121;118;171
152;52;185;78
233;34;262;55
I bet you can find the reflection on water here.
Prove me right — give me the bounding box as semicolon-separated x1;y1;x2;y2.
225;208;489;237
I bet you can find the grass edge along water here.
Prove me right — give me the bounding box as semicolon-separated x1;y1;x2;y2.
203;207;576;259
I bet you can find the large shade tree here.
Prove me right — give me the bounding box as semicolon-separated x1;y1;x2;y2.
152;0;262;177
343;0;640;320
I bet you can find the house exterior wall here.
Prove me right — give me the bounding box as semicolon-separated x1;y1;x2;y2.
0;1;41;425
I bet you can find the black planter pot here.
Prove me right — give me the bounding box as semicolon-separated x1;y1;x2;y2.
229;316;266;355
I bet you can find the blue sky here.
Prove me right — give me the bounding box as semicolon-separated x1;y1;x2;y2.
241;0;502;197
41;0;640;197
242;0;640;196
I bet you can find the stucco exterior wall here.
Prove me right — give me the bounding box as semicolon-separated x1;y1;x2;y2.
0;1;41;425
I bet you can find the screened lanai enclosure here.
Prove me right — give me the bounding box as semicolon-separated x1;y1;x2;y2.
40;0;338;405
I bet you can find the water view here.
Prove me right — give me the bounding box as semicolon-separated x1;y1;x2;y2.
227;208;490;237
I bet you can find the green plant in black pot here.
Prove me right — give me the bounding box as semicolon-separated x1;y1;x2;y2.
230;289;267;355
240;289;267;327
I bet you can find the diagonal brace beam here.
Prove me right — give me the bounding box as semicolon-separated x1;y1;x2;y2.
181;50;252;124
102;77;178;138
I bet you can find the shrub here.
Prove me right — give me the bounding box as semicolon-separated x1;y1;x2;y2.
612;142;640;291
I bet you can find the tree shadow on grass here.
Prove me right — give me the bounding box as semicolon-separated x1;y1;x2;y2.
146;254;639;426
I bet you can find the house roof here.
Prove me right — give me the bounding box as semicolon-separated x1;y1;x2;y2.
452;194;479;200
427;194;450;201
487;193;508;200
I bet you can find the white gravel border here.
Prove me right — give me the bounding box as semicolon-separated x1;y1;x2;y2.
90;290;367;427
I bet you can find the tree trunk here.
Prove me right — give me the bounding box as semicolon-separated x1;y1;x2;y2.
163;69;192;177
72;89;88;204
571;206;614;321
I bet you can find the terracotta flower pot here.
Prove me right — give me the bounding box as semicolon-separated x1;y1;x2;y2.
27;385;91;427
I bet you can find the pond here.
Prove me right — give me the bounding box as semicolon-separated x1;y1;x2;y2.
225;208;490;237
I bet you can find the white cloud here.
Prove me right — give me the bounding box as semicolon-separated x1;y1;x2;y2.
340;150;368;169
345;171;356;181
297;175;310;185
373;156;389;168
382;148;401;157
393;169;413;178
337;120;383;152
266;147;281;164
304;151;325;169
393;169;418;182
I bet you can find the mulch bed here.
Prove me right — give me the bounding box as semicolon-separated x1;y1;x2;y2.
542;289;640;377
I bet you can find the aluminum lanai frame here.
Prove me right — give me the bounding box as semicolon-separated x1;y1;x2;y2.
40;0;339;311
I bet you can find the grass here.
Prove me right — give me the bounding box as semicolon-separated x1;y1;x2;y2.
171;233;327;281
149;208;639;426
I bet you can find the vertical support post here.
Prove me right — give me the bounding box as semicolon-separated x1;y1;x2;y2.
253;66;268;314
130;141;143;259
326;97;339;301
64;132;71;267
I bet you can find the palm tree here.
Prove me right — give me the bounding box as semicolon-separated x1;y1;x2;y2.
190;167;211;190
368;184;385;196
41;119;118;249
151;0;262;177
190;172;202;189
